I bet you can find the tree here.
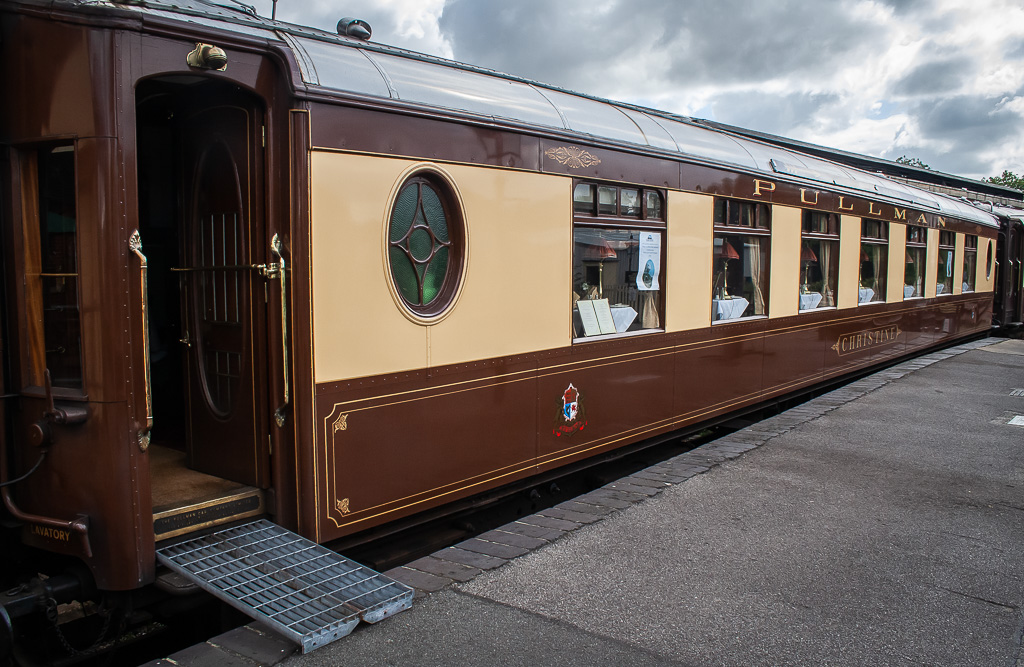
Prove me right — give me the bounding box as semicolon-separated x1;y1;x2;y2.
895;155;930;169
984;170;1024;192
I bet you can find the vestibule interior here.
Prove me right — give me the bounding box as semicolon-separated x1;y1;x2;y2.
135;76;248;515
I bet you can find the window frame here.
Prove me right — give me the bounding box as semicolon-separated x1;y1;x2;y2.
572;180;667;342
573;180;664;227
962;234;977;293
904;224;928;300
985;239;994;280
385;170;467;322
11;142;87;399
936;231;956;296
711;197;771;323
858;218;888;305
714;197;771;231
798;211;839;312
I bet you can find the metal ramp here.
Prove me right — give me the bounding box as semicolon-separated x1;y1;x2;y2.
156;520;413;653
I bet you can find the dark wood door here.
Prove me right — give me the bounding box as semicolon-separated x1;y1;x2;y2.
180;101;268;487
1012;227;1024;325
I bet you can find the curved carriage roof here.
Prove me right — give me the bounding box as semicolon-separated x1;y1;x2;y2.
71;0;999;228
991;205;1024;224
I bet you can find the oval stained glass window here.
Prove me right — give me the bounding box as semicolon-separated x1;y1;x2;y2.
387;174;464;317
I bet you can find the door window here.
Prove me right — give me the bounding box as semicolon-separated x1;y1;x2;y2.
21;144;83;390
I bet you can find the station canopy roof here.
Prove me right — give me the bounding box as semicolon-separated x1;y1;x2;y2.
74;0;1000;228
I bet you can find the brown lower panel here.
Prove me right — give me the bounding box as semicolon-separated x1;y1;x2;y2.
312;295;992;542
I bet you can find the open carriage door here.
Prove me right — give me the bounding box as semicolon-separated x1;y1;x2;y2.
179;97;269;487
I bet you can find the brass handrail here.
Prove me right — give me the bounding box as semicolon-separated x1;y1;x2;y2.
270;234;289;427
128;230;153;450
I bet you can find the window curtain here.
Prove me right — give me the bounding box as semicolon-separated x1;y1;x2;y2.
641;292;659;328
746;239;765;314
862;244;885;301
820;242;834;307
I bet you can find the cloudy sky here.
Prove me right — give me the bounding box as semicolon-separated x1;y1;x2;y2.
246;0;1024;181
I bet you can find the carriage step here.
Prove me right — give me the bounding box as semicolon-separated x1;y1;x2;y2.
156;520;413;653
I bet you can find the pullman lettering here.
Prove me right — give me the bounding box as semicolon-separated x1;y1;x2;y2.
751;178;948;228
832;325;902;356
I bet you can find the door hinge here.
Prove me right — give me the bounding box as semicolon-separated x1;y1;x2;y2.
261;125;266;148
267;433;273;456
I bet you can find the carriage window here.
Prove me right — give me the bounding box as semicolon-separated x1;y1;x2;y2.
573;183;595;214
387;172;465;319
962;234;977;293
713;198;770;230
799;211;838;312
859;219;887;304
904;225;927;299
712;197;770;321
573;181;664;221
571;180;665;340
22;145;83;389
986;239;994;279
936;231;955;296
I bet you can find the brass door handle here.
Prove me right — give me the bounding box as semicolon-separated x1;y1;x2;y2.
270;234;289;427
129;230;153;450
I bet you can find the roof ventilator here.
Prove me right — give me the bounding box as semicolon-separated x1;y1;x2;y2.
337;17;372;41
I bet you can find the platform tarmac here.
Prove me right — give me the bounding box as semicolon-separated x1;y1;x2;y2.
157;337;1024;667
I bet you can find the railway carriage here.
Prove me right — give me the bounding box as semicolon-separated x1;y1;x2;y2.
0;0;1001;643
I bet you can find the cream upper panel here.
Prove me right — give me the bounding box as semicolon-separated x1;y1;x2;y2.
978;236;996;292
769;206;801;319
665;192;712;332
925;228;939;299
837;215;861;310
427;165;570;367
887;223;907;303
310;151;571;382
311;153;427;382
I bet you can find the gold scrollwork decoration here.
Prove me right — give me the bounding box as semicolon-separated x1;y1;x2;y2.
333;413;348;434
545;146;602;169
336;498;351;515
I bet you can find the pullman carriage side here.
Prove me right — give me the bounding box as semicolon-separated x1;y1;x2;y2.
289;29;998;544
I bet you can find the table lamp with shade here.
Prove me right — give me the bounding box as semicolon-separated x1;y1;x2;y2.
714;239;740;299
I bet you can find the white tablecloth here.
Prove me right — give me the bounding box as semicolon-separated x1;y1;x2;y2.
858;287;875;304
713;297;749;321
799;292;823;311
904;285;916;298
610;305;638;332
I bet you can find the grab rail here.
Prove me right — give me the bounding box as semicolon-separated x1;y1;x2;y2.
128;230;153;450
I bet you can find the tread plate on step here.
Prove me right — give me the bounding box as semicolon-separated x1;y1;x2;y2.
156;520;413;653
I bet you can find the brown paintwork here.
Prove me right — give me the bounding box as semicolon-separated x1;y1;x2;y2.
289;106;317;538
1;6;298;588
309;103;543;173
